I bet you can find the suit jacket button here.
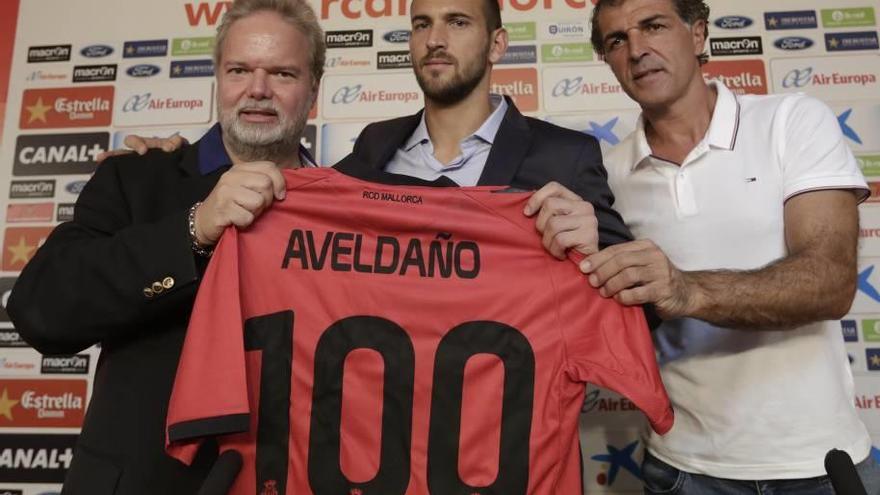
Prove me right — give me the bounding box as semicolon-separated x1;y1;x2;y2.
162;277;175;289
151;282;165;294
143;287;155;298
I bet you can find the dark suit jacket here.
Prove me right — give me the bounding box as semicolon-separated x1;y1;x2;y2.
7;144;223;494
335;96;633;248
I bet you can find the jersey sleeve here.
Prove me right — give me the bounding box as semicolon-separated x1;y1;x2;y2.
165;226;251;464
555;261;674;434
778;95;868;202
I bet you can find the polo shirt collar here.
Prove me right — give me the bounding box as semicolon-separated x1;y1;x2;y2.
197;123;317;175
403;93;508;151
705;81;741;151
629;81;741;171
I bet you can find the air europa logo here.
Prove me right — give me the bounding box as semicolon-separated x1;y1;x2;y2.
324;55;372;70
551;77;624;97
114;81;213;127
582;389;637;413
122;94;205;112
19;87;114;130
0;355;38;375
331;85;419;105
490;68;538;111
781;67;877;88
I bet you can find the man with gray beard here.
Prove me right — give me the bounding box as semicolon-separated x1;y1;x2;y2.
7;0;323;493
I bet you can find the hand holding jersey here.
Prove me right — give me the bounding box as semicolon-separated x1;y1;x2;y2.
525;181;600;259
193;161;287;246
584;239;692;319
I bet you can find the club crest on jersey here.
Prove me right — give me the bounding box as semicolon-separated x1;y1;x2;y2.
282;230;481;279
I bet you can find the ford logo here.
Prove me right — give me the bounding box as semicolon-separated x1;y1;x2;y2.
714;16;753;29
774;36;813;51
383;30;411;43
66;180;88;195
80;44;113;58
127;64;161;77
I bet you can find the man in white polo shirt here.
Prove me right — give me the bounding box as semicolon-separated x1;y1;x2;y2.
587;0;880;492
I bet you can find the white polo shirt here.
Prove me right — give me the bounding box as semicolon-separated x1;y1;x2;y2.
605;82;871;479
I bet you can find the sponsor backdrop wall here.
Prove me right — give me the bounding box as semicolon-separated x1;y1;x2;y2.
0;0;879;493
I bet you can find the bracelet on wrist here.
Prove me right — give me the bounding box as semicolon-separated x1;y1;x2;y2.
188;202;214;258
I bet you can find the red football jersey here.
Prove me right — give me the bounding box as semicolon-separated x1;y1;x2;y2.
166;167;672;495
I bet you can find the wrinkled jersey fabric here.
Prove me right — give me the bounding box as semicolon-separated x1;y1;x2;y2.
166;167;672;495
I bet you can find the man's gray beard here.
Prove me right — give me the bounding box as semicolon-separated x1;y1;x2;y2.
220;112;305;163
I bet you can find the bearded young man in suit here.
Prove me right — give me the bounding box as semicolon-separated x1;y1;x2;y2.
336;0;631;253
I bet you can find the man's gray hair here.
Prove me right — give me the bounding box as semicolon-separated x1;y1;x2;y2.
591;0;711;65
213;0;326;85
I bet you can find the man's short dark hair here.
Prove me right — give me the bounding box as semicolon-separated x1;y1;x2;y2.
483;0;502;32
590;0;711;65
409;1;502;32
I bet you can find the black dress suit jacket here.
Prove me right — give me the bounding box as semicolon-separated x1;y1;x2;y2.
334;96;633;248
7;143;224;494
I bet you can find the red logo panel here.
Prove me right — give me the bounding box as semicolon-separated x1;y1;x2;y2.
20;86;114;129
702;60;768;95
491;68;539;112
2;226;54;271
0;379;88;428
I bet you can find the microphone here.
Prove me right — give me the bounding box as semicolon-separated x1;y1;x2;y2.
825;449;868;495
197;450;243;495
